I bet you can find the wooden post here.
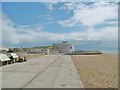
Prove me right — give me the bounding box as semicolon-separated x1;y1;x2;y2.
6;61;8;65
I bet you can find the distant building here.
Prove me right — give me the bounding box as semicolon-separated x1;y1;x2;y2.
52;41;74;54
0;54;11;66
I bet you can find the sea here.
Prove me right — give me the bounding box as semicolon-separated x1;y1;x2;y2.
74;46;118;54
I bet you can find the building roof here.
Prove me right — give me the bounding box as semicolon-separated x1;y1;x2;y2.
10;53;18;58
0;54;10;61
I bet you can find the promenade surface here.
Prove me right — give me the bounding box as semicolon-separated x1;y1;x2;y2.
2;55;83;88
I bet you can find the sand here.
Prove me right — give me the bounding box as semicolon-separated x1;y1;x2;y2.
71;53;118;88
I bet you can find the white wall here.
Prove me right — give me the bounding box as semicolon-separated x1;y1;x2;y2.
53;43;74;54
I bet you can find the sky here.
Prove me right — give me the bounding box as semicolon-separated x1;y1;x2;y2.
1;1;119;53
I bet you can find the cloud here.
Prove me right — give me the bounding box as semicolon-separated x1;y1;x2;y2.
58;2;118;51
2;0;119;2
64;27;118;41
106;21;118;25
38;14;54;25
44;2;58;11
59;2;118;27
2;14;21;44
2;14;65;47
2;12;118;48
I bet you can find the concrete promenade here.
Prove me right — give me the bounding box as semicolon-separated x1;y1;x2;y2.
2;55;83;88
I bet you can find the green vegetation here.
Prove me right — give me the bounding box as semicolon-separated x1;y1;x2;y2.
32;46;52;49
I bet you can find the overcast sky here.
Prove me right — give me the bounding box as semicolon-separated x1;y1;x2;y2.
1;1;118;52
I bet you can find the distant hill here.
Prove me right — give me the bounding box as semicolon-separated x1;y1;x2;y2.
30;46;52;49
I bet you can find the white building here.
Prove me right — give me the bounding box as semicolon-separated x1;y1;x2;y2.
52;41;74;54
0;54;11;66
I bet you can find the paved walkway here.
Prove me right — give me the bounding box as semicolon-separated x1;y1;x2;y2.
2;55;83;88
